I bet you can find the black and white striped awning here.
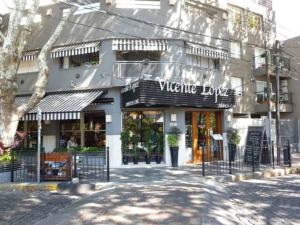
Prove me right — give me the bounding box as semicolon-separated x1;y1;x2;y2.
16;90;103;121
186;42;229;60
21;50;39;62
50;41;101;58
112;39;168;51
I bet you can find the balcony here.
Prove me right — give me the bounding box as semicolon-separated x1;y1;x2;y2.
113;61;225;86
257;0;272;9
255;92;293;113
254;55;291;78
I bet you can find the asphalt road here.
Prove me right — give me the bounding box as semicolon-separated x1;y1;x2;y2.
1;174;300;225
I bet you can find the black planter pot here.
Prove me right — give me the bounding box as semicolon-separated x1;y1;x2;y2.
145;155;151;164
229;144;237;162
170;146;179;167
133;156;139;164
122;155;129;165
155;155;162;164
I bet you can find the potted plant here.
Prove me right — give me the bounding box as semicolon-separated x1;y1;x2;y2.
120;130;130;165
227;128;241;161
167;127;181;167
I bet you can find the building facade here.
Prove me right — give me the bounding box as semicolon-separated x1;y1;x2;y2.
8;0;283;167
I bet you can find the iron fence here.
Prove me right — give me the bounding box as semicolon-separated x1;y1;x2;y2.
72;149;108;181
200;143;274;176
0;147;110;183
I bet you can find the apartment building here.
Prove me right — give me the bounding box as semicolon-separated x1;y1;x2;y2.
10;0;281;167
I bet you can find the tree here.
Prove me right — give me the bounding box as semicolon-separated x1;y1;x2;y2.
0;0;78;150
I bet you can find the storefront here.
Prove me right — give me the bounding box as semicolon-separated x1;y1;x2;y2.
121;79;235;166
16;90;109;151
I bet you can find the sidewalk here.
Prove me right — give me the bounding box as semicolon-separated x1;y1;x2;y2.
1;153;300;193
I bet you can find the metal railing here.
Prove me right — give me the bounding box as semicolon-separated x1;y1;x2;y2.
258;0;272;9
113;61;224;82
72;148;108;181
0;148;110;183
201;143;274;176
256;91;293;104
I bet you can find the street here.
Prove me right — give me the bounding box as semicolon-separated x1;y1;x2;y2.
1;174;300;225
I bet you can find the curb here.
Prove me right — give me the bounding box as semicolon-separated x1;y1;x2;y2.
0;182;59;192
207;166;300;183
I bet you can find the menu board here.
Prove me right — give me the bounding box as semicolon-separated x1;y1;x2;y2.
244;126;268;164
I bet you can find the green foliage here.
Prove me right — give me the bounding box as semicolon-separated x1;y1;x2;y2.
0;153;11;162
120;130;130;153
227;128;241;145
53;146;104;153
167;127;181;147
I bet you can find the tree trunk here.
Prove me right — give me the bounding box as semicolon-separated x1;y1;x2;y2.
0;108;19;148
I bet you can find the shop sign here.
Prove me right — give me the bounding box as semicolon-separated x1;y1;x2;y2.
121;80;235;109
158;79;229;103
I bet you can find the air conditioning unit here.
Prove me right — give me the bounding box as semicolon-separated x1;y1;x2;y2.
169;0;177;5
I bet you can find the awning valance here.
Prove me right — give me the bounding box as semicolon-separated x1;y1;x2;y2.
186;42;229;60
112;39;168;51
50;41;101;58
21;50;39;62
16;90;103;121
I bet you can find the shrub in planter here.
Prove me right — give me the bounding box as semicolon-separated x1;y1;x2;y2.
167;127;181;167
227;128;241;161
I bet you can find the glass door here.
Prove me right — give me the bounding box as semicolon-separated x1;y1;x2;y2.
191;111;222;163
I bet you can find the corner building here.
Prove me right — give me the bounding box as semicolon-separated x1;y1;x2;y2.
11;0;281;167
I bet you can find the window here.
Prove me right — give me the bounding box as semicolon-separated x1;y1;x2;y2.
59;52;99;69
212;59;220;70
84;112;106;148
59;120;81;148
122;111;164;164
231;77;243;96
186;55;221;70
254;47;265;68
116;51;161;62
256;81;273;103
247;12;262;31
230;41;241;59
229;5;243;27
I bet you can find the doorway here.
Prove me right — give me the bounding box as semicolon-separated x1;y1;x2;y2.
188;112;223;163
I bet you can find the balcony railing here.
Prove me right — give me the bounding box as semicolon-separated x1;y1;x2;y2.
256;91;292;104
254;55;290;71
113;61;224;84
258;0;272;9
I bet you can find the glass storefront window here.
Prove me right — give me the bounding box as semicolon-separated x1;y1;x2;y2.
59;120;80;148
122;111;164;163
84;112;106;148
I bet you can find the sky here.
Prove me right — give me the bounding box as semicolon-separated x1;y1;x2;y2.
273;0;300;40
0;0;299;41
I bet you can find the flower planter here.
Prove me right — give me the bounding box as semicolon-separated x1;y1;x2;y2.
133;156;139;164
122;155;129;165
170;146;179;167
145;155;151;164
155;155;162;164
229;144;237;161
